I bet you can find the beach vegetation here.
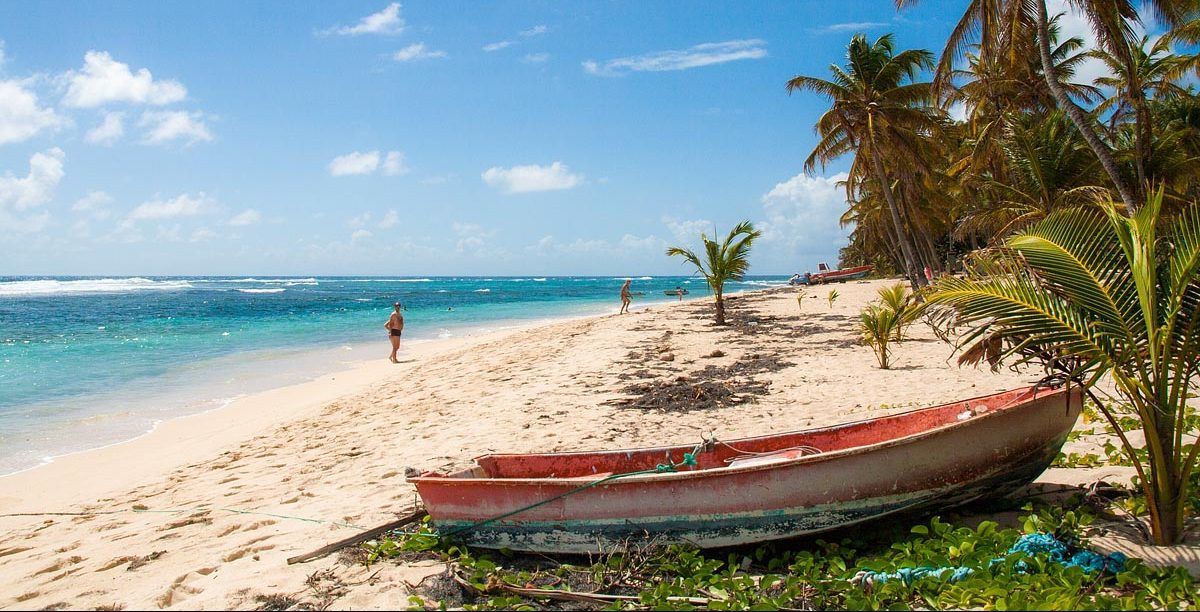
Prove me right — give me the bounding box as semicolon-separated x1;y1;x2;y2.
860;303;898;369
374;500;1197;610
875;282;923;340
665;221;761;325
928;194;1200;545
826;289;838;309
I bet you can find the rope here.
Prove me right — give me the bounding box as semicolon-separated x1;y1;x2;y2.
434;442;707;540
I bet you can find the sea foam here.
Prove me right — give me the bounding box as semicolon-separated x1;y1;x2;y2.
0;278;194;298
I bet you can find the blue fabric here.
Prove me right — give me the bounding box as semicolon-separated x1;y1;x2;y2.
855;533;1127;588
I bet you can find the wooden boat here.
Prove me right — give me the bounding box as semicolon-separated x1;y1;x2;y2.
809;263;872;284
411;386;1080;553
664;288;689;296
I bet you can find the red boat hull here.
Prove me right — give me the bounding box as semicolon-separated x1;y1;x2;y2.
411;386;1081;552
810;264;872;284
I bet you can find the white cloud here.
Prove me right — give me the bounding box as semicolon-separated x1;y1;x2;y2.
139;110;213;145
73;190;114;219
0;80;67;145
123;192;216;226
351;228;373;243
522;53;550;64
379;209;400;228
821;22;889;32
483;40;514;52
0;148;64;233
323;3;405;36
62;51;187;107
452;221;498;254
481;161;583;194
348;212;373;227
382;151;409;175
329;151;380;176
85;111;125;145
228;208;261;226
392;43;447;62
328;150;408;176
421;173;454;185
583;39;767;77
328;149;408;175
190;227;217;242
662;216;713;243
520;25;548;37
526;233;664;257
758;172;851;253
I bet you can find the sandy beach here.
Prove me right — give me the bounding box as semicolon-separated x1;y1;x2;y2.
0;280;1155;609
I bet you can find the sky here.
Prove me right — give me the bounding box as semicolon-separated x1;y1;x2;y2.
0;1;1129;276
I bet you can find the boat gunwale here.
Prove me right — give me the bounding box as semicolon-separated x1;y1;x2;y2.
410;385;1077;486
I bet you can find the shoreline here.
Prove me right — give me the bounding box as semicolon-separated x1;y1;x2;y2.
0;295;705;511
0;288;710;479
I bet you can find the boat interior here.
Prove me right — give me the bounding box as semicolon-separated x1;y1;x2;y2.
425;387;1056;480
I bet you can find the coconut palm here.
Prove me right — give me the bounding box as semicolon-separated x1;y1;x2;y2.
665;221;761;326
957;110;1107;242
860;304;899;369
1090;35;1193;190
787;33;943;289
899;0;1192;213
928;192;1200;545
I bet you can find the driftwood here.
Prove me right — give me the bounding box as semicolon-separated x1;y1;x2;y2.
286;507;427;565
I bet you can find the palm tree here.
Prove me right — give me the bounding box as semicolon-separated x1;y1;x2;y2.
787;33;943;290
899;0;1191;214
665;221;761;325
957;110;1106;241
928;193;1200;545
1091;35;1193;190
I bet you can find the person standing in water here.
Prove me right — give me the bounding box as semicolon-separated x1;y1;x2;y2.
619;279;632;314
385;301;404;363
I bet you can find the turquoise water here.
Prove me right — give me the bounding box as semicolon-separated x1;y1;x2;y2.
0;275;785;474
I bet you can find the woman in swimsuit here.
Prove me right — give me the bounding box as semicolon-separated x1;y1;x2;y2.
385;301;404;363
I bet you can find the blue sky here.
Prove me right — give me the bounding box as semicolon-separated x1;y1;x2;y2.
0;1;1116;276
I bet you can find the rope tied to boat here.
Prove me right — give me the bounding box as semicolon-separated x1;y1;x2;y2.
434;440;711;540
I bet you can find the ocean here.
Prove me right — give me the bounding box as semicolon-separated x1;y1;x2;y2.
0;275;786;475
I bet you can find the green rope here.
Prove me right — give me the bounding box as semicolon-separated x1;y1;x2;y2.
435;443;705;540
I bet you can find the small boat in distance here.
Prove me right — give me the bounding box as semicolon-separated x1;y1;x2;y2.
411;386;1081;553
664;288;688;296
804;263;872;284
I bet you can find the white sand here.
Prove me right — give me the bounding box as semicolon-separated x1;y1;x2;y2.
0;280;1190;609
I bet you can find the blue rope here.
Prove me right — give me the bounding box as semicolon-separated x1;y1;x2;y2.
854;533;1127;588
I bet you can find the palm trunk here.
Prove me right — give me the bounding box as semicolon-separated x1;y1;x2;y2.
869;148;925;290
714;289;725;325
1035;0;1141;215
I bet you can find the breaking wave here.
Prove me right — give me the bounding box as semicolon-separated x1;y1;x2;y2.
0;278;194;298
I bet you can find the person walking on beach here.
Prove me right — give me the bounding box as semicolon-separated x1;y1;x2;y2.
385;302;404;363
619;279;632;314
